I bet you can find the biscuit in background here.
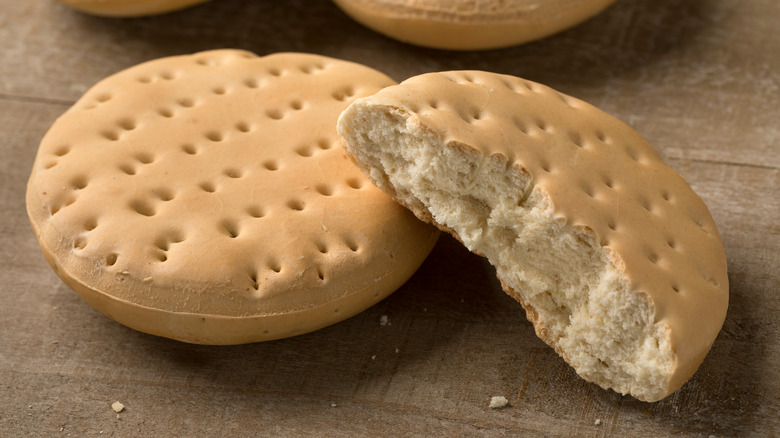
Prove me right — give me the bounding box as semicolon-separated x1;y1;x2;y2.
55;0;210;17
333;0;618;50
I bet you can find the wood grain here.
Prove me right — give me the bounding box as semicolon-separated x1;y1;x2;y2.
1;0;778;436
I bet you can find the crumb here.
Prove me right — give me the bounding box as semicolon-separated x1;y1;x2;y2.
394;348;400;353
594;419;602;425
371;355;376;360
331;403;337;407
111;401;124;413
489;396;508;409
379;315;388;326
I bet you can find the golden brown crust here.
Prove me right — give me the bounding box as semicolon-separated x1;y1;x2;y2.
27;50;439;344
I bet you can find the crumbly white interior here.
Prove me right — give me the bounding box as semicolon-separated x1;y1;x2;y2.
340;106;675;401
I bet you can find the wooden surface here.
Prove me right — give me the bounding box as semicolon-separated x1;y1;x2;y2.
1;0;778;436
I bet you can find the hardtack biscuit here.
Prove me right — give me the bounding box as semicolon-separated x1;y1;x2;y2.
332;0;618;50
337;71;728;401
55;0;209;17
27;50;439;345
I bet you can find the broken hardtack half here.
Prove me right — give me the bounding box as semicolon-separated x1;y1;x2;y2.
26;50;438;345
337;71;728;401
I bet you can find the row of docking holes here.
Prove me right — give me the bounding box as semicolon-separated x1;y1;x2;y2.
46;129;339;180
124;174;365;219
95;53;328;92
246;237;361;288
116;136;336;178
192;54;329;75
44;136;338;196
87;79;354;143
44;137;365;225
83;61;354;126
46;149;366;220
97;230;361;287
88;82;354;117
443;72;580;108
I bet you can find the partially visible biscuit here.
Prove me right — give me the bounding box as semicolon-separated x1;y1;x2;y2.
338;70;728;401
27;50;439;345
332;0;618;50
55;0;209;17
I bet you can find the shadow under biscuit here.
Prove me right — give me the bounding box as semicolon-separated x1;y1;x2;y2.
126;233;522;387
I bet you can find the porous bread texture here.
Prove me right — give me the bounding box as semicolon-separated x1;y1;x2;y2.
338;71;728;402
332;0;618;50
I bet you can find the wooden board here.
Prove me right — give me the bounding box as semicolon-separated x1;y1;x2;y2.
1;0;778;436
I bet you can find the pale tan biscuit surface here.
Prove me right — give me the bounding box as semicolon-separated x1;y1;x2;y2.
27;50;439;345
333;0;618;50
56;0;209;17
338;71;728;401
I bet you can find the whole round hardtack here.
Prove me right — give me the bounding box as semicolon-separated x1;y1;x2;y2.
27;50;439;345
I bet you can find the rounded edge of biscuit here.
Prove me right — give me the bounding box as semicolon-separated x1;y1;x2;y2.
332;0;618;50
28;206;438;345
56;0;210;17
